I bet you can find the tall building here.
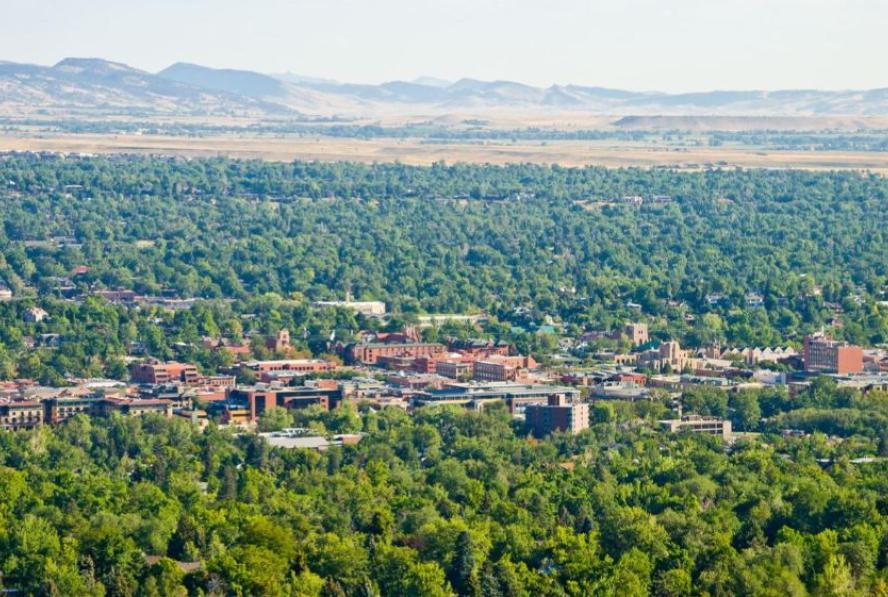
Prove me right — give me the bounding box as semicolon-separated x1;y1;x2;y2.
803;334;863;375
266;329;291;353
524;394;590;437
625;322;649;346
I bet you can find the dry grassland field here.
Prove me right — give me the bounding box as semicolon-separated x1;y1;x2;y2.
2;132;888;173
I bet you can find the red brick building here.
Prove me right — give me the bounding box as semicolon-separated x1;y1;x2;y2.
525;395;590;437
803;334;863;375
473;355;538;382
436;360;474;379
130;362;200;385
243;359;338;374
345;342;446;365
226;387;333;422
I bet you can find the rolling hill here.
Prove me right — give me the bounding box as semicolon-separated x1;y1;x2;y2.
0;58;294;118
2;56;888;121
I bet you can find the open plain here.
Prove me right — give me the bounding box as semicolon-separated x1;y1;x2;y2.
3;132;888;172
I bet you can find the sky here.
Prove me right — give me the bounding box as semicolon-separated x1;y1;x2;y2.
1;0;885;92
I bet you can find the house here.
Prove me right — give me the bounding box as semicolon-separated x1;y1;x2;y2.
745;293;765;308
24;307;49;323
705;293;725;306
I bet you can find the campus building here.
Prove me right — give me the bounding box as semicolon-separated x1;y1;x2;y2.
345;342;446;365
130;362;200;385
659;415;732;441
225;385;340;421
803;334;863;375
625;322;649;346
525;394;590;437
0;401;44;430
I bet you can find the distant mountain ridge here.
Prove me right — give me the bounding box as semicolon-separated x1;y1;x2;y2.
0;57;293;117
2;56;888;119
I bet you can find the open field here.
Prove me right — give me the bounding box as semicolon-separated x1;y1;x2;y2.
2;132;888;172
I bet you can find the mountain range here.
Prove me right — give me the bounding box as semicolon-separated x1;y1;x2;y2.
2;57;888;120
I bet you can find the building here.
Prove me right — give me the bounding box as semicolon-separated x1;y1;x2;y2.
625;322;649;346
803;334;863;375
720;346;798;365
0;286;12;301
99;398;173;417
636;340;690;371
436;360;474;380
24;307;48;323
242;359;338;375
447;338;511;357
260;431;363;451
659;415;732;441
745;293;765;308
345;342;446;365
417;382;580;415
43;397;103;424
313;300;386;317
130;362;200;385
225;385;339;422
199;376;237;389
266;329;292;353
41;396;173;424
0;401;44;430
525;394;590;437
473;355;538;382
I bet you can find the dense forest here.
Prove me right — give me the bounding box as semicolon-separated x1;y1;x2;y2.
3;398;888;596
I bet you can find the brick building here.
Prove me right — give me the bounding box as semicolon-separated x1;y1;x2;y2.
436;360;474;380
243;359;338;375
226;386;338;422
525;394;590;437
472;355;538;382
345;342;446;365
130;362;200;385
804;334;863;375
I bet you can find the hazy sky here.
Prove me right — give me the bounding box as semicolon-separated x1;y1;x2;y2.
1;0;885;92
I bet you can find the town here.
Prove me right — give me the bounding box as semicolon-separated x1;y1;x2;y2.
3;291;886;449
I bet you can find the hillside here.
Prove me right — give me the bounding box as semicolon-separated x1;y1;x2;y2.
2;56;888;120
0;58;294;118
